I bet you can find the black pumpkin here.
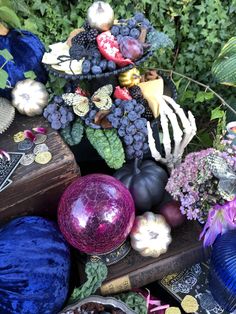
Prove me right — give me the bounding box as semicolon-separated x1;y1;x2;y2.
114;159;168;212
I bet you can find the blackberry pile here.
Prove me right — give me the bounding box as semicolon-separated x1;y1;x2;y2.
129;85;154;121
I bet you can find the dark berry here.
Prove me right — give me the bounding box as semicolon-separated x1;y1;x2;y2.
130;28;140;39
69;44;84;60
129;85;142;99
99;59;107;71
116;34;123;43
111;25;120;36
91;65;102;74
141;18;151;29
107;61;116;71
83;20;91;31
82;60;91;74
141;99;154;121
71;31;88;46
128;18;137;28
134;12;145;22
87;29;99;42
120;26;130;36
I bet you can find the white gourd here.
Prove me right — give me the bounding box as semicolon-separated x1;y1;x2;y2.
12;79;49;117
87;1;114;31
130;212;172;258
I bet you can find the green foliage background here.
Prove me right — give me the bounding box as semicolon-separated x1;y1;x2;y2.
12;0;235;81
8;0;236;146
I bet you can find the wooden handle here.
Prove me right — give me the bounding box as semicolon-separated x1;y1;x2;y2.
0;23;9;36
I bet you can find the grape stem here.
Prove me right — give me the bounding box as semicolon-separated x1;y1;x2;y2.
143;68;236;117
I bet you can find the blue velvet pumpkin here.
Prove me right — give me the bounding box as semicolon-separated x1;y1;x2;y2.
209;230;236;312
0;216;71;314
0;29;47;99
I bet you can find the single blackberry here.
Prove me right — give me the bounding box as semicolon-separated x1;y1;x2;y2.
83;20;91;31
71;31;88;46
139;98;154;121
87;29;99;42
129;85;143;99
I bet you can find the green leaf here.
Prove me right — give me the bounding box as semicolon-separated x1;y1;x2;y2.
0;0;13;8
211;107;225;120
0;49;13;61
0;68;8;88
0;6;21;28
194;91;214;103
24;71;36;80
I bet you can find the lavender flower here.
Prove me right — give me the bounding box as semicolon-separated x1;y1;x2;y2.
166;148;215;220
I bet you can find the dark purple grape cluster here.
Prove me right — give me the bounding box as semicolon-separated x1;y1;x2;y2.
111;12;152;41
43;96;75;130
108;99;149;159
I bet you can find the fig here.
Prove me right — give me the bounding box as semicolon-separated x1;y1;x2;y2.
159;200;186;228
119;36;143;61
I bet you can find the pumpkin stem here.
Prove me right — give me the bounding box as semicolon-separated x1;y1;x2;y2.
134;158;141;174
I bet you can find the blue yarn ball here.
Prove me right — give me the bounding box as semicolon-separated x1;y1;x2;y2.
0;29;48;99
209;230;236;312
0;216;71;314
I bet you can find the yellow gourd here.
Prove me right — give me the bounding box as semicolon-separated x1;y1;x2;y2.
118;68;141;88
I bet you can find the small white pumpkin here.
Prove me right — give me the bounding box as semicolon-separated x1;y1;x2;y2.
130;212;172;258
87;1;114;31
12;79;49;117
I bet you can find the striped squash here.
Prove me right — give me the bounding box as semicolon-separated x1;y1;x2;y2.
212;37;236;87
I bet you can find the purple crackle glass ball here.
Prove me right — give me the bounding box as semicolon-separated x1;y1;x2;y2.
58;174;135;255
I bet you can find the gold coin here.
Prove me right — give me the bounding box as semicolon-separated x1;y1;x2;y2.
181;295;199;313
34;151;52;165
13;131;25;143
165;307;181;314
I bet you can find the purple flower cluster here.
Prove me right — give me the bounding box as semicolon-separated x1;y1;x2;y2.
166;148;215;220
200;196;236;246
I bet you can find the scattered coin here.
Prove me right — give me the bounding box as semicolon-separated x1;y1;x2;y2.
34;134;47;145
20;153;35;166
35;151;52;165
33;143;49;155
165;307;181;314
18;139;34;151
13;131;25;143
181;295;199;313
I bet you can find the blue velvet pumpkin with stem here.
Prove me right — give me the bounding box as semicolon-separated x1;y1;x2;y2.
0;216;71;314
0;23;47;99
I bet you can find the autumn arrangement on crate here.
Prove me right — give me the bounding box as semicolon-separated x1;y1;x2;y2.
1;1;236;314
38;0;236;282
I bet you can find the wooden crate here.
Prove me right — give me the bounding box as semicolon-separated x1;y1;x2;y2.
0;114;80;224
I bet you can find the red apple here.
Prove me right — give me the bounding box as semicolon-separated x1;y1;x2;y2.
159;200;186;228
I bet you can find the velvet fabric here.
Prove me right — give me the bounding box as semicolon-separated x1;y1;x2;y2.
0;216;71;314
0;29;47;99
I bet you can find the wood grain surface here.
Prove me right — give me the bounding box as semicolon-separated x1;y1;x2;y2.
0;114;80;224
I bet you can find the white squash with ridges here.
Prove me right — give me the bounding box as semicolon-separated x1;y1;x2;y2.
130;212;172;258
12;79;49;117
